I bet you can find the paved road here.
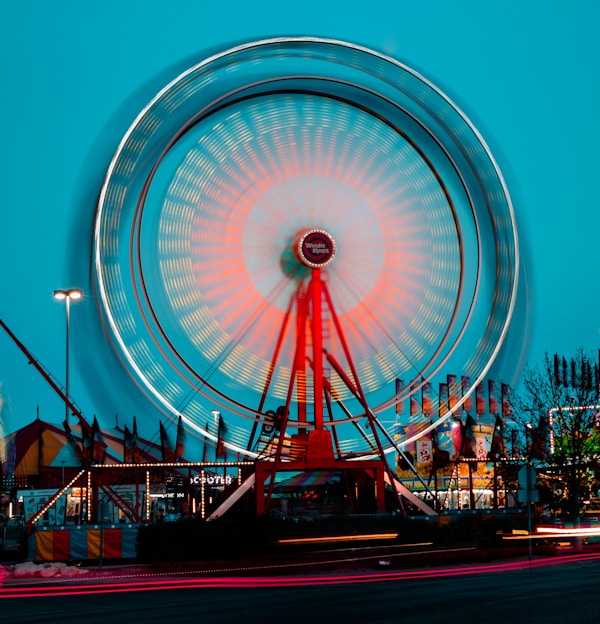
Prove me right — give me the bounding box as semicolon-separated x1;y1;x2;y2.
2;556;600;624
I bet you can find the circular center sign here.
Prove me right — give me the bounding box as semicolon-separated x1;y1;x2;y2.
294;227;337;268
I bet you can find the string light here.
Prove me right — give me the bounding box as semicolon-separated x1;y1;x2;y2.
548;404;600;455
200;469;205;520
28;462;253;527
87;471;92;522
29;469;85;526
90;461;254;469
146;471;151;521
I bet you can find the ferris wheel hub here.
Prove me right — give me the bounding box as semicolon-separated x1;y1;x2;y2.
293;227;337;269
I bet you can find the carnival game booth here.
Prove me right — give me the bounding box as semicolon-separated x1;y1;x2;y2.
393;381;523;514
0;415;186;561
3;418;260;561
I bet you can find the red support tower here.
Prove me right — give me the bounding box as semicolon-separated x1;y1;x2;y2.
252;227;400;515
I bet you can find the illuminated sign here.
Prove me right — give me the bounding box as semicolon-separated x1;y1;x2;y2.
190;474;233;486
294;228;336;268
150;492;185;499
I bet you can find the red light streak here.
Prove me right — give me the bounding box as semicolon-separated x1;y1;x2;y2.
277;532;400;544
3;551;600;599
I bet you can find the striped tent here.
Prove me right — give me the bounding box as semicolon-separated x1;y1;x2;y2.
1;417;164;488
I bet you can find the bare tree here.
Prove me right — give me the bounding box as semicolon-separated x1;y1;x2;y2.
512;348;600;520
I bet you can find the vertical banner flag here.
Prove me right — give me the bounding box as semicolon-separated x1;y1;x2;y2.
488;379;499;415
462;376;474;412
439;382;449;416
159;421;176;462
77;414;94;464
476;382;486;415
422;382;433;416
92;416;107;463
123;425;133;463
131;416;140;463
447;374;458;410
490;415;507;458
395;378;404;416
501;383;512;419
63;420;83;465
202;421;210;462
410;385;420;417
216;414;228;459
175;415;186;461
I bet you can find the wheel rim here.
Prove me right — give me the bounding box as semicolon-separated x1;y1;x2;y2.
93;38;519;457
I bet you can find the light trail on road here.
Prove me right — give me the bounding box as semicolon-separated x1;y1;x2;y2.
3;550;600;599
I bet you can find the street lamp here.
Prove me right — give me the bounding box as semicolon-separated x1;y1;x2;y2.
53;288;83;425
525;422;534;458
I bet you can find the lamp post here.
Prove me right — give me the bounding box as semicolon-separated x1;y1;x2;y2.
525;421;533;458
53;288;83;425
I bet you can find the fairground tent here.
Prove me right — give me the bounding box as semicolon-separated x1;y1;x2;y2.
0;416;165;489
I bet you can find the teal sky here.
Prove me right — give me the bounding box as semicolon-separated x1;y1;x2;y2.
1;0;599;445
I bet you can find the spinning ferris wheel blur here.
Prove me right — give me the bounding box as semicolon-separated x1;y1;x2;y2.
93;38;518;460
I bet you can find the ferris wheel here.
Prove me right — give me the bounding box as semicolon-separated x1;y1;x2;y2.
93;38;518;463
